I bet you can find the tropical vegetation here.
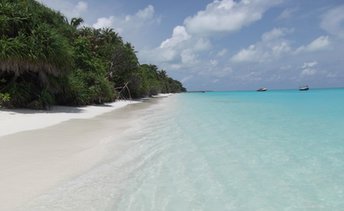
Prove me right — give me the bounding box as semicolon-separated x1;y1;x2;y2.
0;0;186;109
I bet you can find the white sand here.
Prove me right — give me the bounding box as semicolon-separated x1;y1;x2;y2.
0;100;137;137
0;100;144;210
152;93;173;98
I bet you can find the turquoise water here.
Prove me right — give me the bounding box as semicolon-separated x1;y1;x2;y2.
27;89;344;210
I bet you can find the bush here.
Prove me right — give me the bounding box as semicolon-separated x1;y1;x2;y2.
39;89;55;109
0;93;11;107
56;70;116;106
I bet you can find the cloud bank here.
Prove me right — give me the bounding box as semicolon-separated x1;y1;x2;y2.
231;28;292;63
184;0;282;35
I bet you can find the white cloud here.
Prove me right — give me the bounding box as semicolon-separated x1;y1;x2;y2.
194;38;212;51
261;28;293;41
232;30;332;64
160;26;191;48
302;61;317;68
210;59;218;66
295;36;330;53
159;27;212;56
92;5;158;35
217;49;228;57
38;0;88;19
181;49;198;65
301;68;317;76
73;1;88;16
140;26;193;64
271;42;291;55
306;36;330;51
184;0;282;35
234;71;263;81
300;61;318;76
231;28;292;63
213;66;233;77
231;45;259;63
93;16;115;29
321;5;344;38
277;8;298;20
198;65;233;78
136;5;155;20
140;26;211;67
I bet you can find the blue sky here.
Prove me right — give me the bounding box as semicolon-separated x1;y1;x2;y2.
39;0;344;90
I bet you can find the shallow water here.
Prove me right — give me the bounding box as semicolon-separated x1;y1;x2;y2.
25;89;344;210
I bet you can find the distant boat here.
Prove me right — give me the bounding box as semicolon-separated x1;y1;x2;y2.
299;85;309;91
257;87;268;92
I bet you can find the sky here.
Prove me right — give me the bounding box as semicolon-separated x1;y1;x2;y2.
38;0;344;91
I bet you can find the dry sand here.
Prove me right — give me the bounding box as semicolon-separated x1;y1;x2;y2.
0;100;149;210
0;101;136;137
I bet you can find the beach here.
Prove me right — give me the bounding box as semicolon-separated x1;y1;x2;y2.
0;100;144;210
1;90;344;210
0;101;136;137
2;0;343;210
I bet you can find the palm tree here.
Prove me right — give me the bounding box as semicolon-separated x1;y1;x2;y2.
70;17;84;28
158;70;167;79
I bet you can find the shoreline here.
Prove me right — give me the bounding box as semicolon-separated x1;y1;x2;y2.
0;93;173;138
0;96;167;210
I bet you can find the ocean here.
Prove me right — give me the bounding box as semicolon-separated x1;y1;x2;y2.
25;89;344;210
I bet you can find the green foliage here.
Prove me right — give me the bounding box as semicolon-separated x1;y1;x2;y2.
56;68;116;106
3;75;51;109
0;0;185;109
0;92;10;107
38;88;55;108
62;35;116;105
0;0;73;73
134;64;186;97
0;0;72;108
